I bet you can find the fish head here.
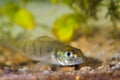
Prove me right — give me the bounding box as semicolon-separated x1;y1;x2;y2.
54;45;85;66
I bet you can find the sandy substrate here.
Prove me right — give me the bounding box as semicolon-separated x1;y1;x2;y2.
0;65;120;80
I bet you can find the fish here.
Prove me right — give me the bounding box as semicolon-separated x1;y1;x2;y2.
19;36;85;66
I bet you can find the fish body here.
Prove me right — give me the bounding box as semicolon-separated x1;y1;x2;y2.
21;36;85;66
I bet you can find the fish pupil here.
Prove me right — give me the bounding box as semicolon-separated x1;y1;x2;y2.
67;52;71;56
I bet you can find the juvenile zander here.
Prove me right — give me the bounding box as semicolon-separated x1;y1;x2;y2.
20;36;85;66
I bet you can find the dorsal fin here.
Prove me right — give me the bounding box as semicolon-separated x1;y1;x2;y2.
37;36;55;41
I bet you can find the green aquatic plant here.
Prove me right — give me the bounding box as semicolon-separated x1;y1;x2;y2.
0;0;35;42
51;0;120;40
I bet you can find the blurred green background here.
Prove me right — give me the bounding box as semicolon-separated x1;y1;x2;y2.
0;0;120;43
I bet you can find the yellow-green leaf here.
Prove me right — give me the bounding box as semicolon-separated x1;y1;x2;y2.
14;8;35;30
50;0;59;4
52;14;80;42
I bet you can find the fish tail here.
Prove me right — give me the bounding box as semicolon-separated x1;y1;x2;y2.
0;37;24;52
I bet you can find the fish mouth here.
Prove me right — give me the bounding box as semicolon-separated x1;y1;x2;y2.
68;57;85;65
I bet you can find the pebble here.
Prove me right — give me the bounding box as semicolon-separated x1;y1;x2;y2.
111;62;120;70
75;76;80;80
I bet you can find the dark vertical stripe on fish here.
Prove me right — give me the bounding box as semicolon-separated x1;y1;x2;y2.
32;40;36;56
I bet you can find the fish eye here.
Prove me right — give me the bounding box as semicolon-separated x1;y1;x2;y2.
65;51;73;58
